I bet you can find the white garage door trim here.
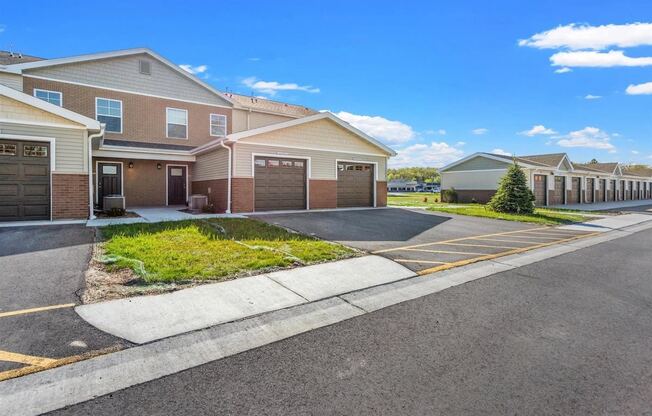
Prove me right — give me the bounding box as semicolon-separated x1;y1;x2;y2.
251;152;312;210
336;159;378;208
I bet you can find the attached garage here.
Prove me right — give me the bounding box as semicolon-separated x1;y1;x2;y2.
0;140;50;221
337;162;374;208
533;174;547;206
551;176;565;205
598;179;606;202
586;178;595;203
254;156;307;211
571;177;581;203
610;180;616;201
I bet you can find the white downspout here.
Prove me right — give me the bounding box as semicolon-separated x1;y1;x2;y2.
219;140;232;213
87;126;105;220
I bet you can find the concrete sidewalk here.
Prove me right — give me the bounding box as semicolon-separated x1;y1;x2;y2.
558;213;652;232
76;256;415;344
549;199;652;211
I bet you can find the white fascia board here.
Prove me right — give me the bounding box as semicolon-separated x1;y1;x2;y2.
9;48;234;106
555;154;573;171
191;137;234;155
0;84;101;131
93;147;196;162
226;112;396;156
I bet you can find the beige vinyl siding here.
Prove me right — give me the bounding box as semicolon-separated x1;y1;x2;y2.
0;95;80;126
445;156;511;171
193;146;229;181
0;72;23;91
0;121;87;173
234;142;387;181
231;109;294;133
441;169;507;190
24;54;231;107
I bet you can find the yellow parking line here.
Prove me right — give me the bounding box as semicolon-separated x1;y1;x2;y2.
516;230;583;237
416;231;602;276
373;227;550;254
395;259;450;265
435;242;522;249
401;248;489;256
0;303;76;319
0;350;57;367
497;234;567;240
470;237;541;245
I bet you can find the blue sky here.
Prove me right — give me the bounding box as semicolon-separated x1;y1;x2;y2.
2;1;651;167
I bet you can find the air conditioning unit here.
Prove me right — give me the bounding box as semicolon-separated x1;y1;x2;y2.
189;194;208;211
103;195;125;211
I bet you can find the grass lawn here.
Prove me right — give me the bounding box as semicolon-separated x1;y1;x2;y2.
100;218;355;283
388;192;590;225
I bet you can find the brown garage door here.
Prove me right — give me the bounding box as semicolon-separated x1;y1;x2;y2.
598;179;606;202
337;162;374;208
0;140;50;221
620;180;625;200
533;174;547;206
571;177;581;203
586;178;594;203
552;176;565;205
254;156;306;211
610;180;616;201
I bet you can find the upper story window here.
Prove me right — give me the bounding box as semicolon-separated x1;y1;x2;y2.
167;108;188;139
34;89;62;106
96;98;123;133
210;113;227;137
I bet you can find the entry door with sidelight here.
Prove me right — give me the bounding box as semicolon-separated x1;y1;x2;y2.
167;166;187;205
97;162;122;209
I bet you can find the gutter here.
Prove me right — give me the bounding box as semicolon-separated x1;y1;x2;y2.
87;125;105;220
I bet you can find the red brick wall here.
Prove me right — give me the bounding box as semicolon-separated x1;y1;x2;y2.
192;179;228;212
309;179;337;209
232;178;254;213
376;181;387;207
52;174;88;219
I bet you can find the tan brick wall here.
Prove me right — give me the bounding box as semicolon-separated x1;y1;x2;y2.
376;181;387;207
309;179;337;209
232;178;254;213
94;158;192;207
24;77;232;148
192;179;228;212
52;173;88;219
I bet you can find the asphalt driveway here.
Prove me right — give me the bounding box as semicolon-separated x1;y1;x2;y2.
255;208;594;273
0;225;128;379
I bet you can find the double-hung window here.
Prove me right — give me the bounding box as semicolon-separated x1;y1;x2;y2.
210;114;227;137
96;98;123;133
34;89;62;106
167;108;188;139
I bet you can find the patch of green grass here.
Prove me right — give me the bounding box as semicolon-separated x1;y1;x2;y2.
426;204;589;225
100;219;355;283
387;192;441;207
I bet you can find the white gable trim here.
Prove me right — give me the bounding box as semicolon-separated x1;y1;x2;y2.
555;154;574;171
225;112;396;156
440;152;539;172
7;48;233;106
0;84;101;130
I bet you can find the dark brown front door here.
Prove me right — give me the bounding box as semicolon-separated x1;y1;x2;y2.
337;162;374;208
0;140;50;221
97;162;122;209
571;177;581;203
586;178;594;203
533;174;547;206
167;166;187;205
552;176;565;205
254;157;307;211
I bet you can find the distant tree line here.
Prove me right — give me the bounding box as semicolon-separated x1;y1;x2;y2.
387;167;440;183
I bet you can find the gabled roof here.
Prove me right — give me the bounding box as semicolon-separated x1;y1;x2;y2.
3;48;234;106
0;84;101;131
226;93;317;118
226;112;396;156
440;152;550;172
519;153;567;168
622;165;652;178
574;162;619;174
0;50;44;65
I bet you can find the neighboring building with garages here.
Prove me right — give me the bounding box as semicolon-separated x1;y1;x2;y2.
440;152;652;206
0;48;396;221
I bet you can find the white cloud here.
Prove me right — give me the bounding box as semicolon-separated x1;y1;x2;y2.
0;24;5;33
519;125;557;137
472;128;488;135
455;141;466;146
390;142;464;168
491;148;511;156
555;126;616;151
519;23;652;50
437;129;447;135
334;111;415;144
550;50;652;68
626;81;652;95
423;129;446;136
584;94;602;100
242;77;319;96
179;64;208;75
247;57;261;62
554;67;572;73
632;150;640;155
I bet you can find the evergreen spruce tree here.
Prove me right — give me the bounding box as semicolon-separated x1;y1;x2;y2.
488;161;535;214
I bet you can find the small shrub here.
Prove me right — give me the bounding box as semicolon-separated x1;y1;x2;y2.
107;207;126;217
423;197;428;203
442;188;458;203
488;162;535;214
202;203;216;213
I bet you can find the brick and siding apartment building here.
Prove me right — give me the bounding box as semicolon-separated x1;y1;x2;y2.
0;48;395;221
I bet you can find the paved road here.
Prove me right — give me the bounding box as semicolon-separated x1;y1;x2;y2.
51;227;652;415
0;225;128;375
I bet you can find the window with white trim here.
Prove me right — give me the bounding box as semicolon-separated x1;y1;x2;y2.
96;98;122;133
167;108;188;139
34;89;62;106
210;113;227;137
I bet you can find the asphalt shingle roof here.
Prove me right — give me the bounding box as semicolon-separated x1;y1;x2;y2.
0;50;44;65
225;93;317;118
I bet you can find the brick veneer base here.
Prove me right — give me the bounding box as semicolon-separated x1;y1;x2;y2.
376;181;387;207
451;189;496;204
232;177;254;213
309;179;337;209
192;179;228;212
52;173;89;219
